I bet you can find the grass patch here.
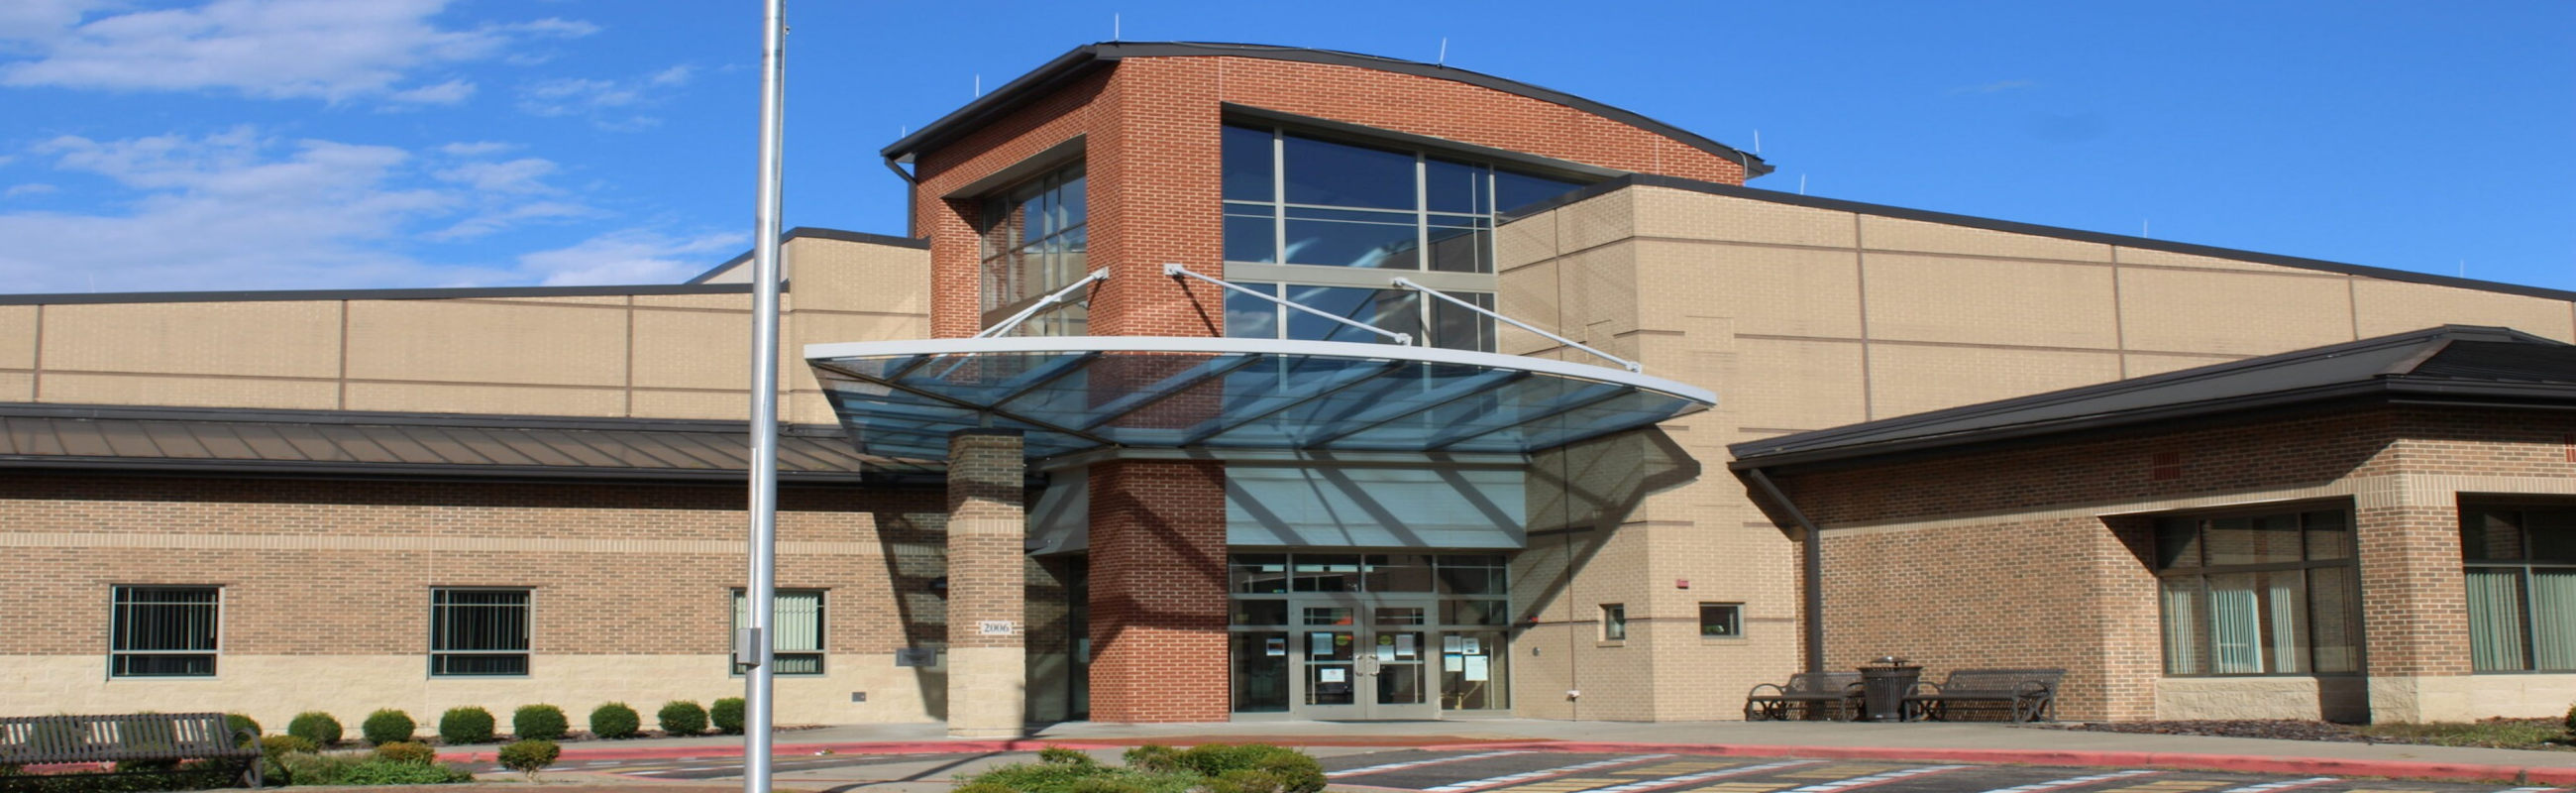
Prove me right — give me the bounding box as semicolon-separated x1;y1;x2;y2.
2358;718;2568;749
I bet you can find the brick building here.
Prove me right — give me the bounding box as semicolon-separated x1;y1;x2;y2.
3;43;2570;731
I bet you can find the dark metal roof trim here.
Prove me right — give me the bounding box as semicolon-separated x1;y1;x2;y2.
1;282;753;307
0;402;941;483
880;42;1771;177
684;226;930;284
1523;174;2576;304
1728;325;2576;472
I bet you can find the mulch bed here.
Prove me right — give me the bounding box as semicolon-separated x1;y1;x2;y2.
2025;718;2570;749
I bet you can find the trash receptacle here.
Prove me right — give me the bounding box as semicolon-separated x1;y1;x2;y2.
1857;656;1921;722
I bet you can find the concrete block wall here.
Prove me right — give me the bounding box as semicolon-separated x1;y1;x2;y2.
1498;182;2576;721
0;234;929;426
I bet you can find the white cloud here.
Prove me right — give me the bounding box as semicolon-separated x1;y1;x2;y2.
0;0;100;42
4;183;57;197
387;78;474;105
516;63;695;129
0;127;643;291
512;228;745;285
0;0;592;103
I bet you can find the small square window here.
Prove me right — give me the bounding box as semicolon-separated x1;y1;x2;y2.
733;590;825;675
1599;604;1626;641
111;586;220;677
1699;603;1744;637
431;588;530;676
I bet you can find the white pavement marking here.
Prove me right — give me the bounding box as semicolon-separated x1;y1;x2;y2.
1576;759;1848;793
2217;778;2340;793
1778;765;1975;793
1978;770;2165;793
1419;753;1681;792
1329;750;1534;778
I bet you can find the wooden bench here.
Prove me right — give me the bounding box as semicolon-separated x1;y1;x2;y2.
1902;668;2064;722
1744;671;1864;721
0;712;262;788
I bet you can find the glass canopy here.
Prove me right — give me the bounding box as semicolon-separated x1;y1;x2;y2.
805;337;1715;461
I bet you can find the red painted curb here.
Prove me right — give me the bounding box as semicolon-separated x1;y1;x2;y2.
435;739;1123;764
1421;741;2574;786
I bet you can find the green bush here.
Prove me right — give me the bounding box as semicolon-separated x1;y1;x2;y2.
278;751;473;786
960;743;1319;793
498;738;561;780
259;735;317;756
436;706;494;744
657;700;708;736
225;713;262;745
375;740;436;765
2565;701;2575;735
1038;745;1098;766
360;709;415;745
512;704;568;740
589;702;640;738
285;711;342;747
710;697;747;735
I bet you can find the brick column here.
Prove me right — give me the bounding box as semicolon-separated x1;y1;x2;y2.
945;429;1026;737
2355;503;2473;723
1086;459;1230;722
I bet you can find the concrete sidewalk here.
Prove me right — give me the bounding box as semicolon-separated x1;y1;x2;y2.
434;719;2576;786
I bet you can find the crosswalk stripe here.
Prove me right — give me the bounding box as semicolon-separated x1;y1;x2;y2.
1573;759;1848;793
2217;778;2340;793
1978;770;2165;793
1420;753;1682;793
1330;750;1536;778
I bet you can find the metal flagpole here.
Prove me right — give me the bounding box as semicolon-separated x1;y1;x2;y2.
743;0;787;791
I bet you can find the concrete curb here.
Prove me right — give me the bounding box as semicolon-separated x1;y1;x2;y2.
1427;741;2576;786
437;736;2576;787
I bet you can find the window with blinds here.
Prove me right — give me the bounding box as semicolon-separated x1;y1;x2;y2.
733;590;825;675
110;585;220;677
2462;504;2576;672
2154;508;2359;676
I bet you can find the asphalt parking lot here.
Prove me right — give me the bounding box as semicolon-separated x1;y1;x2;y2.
471;748;2575;792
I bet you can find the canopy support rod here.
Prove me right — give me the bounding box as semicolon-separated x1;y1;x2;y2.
1166;264;1414;345
977;269;1109;339
1389;277;1641;373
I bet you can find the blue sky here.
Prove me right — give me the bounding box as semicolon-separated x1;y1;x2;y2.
0;0;2568;294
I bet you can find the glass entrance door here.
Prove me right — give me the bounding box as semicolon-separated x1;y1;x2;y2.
1295;601;1437;719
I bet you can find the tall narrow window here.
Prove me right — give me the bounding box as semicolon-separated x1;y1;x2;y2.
978;163;1089;335
430;588;531;676
2463;504;2576;672
2154;509;2358;675
1600;604;1627;641
733;589;825;675
110;586;220;677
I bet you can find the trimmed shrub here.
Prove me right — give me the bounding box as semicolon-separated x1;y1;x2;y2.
375;740;436;764
259;735;317;756
710;697;747;735
1038;745;1098;766
498;738;561;780
590;702;641;739
285;711;342;747
2565;701;2575;735
657;700;708;736
437;706;495;744
513;703;569;740
360;708;416;745
279;751;472;786
225;713;262;745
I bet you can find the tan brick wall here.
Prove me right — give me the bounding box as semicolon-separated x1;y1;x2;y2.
1759;406;2576;722
0;473;956;725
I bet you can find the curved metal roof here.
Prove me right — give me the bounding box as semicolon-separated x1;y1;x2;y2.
880;42;1770;177
806;336;1715;460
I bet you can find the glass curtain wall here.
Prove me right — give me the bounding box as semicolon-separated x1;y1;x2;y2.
2463;504;2576;671
1221;123;1586;353
2155;509;2360;676
978;163;1090;336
